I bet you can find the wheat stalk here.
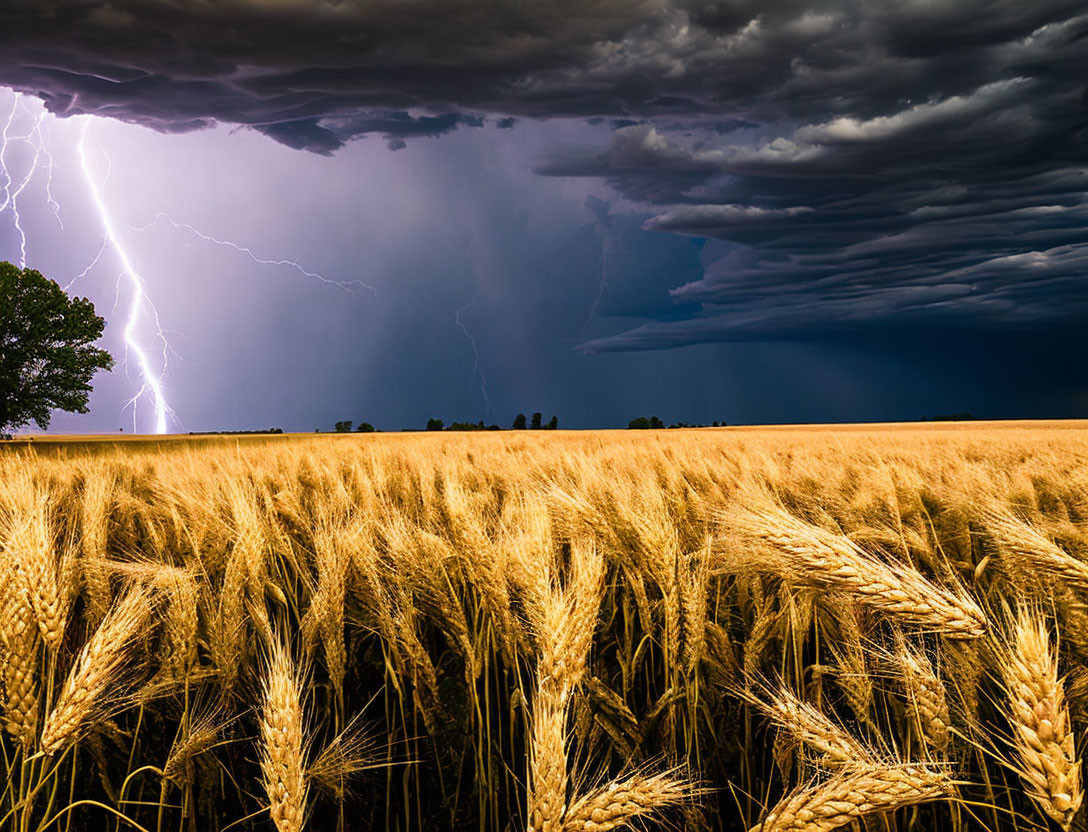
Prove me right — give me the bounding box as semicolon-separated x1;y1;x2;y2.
743;683;874;768
0;558;40;747
826;601;874;727
40;586;153;754
529;695;570;832
749;764;948;832
563;771;689;832
307;714;378;800
985;511;1088;595
893;638;950;752
163;708;228;786
78;466;115;627
728;506;986;639
1001;608;1083;830
7;495;69;650
259;639;309;832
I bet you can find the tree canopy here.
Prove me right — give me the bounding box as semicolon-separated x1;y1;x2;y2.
0;262;114;433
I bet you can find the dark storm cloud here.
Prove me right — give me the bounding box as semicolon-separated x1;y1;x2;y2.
2;0;1082;145
529;9;1088;351
2;0;1086;350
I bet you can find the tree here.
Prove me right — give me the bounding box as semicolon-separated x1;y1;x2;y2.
531;411;542;429
513;413;527;430
356;422;375;433
334;420;353;433
426;417;444;431
628;417;650;429
0;262;114;433
546;415;558;430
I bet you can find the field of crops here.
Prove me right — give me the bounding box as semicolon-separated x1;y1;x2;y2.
1;422;1087;832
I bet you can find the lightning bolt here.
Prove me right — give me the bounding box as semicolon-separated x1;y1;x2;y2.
127;213;376;293
40;118;64;230
0;94;49;268
579;198;626;338
0;93;18;214
3;87;375;435
78;118;173;435
63;233;109;292
454;300;492;423
456;230;495;422
581;240;610;337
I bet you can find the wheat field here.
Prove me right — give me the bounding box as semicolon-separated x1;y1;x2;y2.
1;422;1087;832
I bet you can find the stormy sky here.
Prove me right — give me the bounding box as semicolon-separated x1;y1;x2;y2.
1;1;1087;432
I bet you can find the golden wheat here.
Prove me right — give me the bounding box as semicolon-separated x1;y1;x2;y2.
40;585;153;753
563;771;690;832
259;639;309;832
750;763;947;832
728;504;986;639
0;423;1082;832
1000;608;1083;830
893;637;950;753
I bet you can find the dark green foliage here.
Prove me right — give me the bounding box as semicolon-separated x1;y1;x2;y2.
513;413;527;430
427;418;444;431
356;422;376;432
531;411;542;429
628;416;664;429
335;420;354;433
546;415;558;430
0;262;114;432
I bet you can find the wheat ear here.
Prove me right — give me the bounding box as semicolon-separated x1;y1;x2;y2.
40;586;153;753
527;539;605;832
8;497;68;649
750;764;947;832
259;639;308;832
894;638;950;752
743;683;873;768
0;564;40;747
1002;608;1083;830
984;511;1088;595
563;771;690;832
729;506;986;639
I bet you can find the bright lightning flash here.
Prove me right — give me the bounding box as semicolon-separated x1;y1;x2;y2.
0;92;168;433
3;89;376;434
77;118;173;434
0;94;54;269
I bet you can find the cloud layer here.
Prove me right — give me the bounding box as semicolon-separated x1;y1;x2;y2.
2;0;1086;350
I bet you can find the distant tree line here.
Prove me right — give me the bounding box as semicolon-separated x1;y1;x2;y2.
324;413;738;433
426;419;499;431
628;416;727;429
425;412;559;432
920;412;976;422
512;411;558;430
189;428;284;435
333;420;376;433
324;412;561;433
